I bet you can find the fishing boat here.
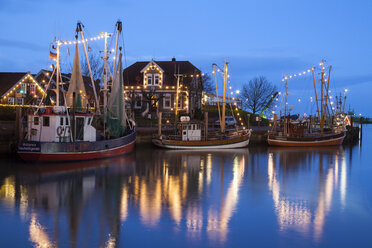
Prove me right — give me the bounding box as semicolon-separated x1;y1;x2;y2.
18;22;136;162
268;60;345;147
152;61;251;149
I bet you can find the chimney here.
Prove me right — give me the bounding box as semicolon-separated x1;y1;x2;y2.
172;57;176;62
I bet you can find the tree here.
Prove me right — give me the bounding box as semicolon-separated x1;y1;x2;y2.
141;87;164;118
80;52;105;81
202;73;215;93
241;76;277;115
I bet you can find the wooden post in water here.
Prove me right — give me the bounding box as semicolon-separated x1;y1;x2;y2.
16;107;22;145
158;112;162;137
359;117;363;140
273;114;277;132
204;112;208;140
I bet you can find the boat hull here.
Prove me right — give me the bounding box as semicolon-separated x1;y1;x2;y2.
152;131;251;149
18;129;136;162
267;132;345;147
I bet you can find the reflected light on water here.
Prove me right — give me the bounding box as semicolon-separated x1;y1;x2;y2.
29;214;54;248
0;137;366;248
268;147;348;241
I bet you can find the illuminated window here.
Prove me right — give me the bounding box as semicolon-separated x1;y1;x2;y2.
30;84;35;95
147;74;153;85
8;97;14;105
163;94;171;109
20;83;27;94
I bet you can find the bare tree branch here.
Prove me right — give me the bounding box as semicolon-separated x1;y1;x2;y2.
241;76;277;115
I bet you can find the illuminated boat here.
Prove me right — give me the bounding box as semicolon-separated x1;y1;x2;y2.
268;60;345;147
152;61;251;149
18;22;136;162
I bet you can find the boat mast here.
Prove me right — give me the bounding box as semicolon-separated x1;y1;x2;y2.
284;78;288;117
221;59;228;133
112;21;122;83
312;67;320;121
175;66;180;116
320;60;325;133
324;65;332;124
103;32;109;115
212;64;222;124
284;77;288;135
76;22;100;113
56;41;61;106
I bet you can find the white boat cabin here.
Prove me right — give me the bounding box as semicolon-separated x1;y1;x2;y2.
180;122;201;141
27;107;96;142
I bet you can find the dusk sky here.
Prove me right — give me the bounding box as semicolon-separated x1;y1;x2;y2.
1;0;371;116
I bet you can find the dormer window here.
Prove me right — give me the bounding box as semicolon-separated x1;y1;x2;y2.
154;74;159;85
20;83;27;94
147;75;153;85
30;84;35;95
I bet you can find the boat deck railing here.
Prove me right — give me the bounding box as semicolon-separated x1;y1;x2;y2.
155;130;250;141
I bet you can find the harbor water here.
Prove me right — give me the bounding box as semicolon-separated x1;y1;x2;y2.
0;126;371;247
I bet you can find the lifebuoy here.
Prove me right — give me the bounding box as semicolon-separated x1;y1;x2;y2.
57;126;64;136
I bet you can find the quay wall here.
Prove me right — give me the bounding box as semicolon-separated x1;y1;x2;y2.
0;121;362;156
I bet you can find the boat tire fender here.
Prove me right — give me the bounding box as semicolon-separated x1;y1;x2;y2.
57;126;64;136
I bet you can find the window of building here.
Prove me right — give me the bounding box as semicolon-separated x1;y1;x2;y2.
135;94;142;109
8;97;14;105
30;84;35;95
163;94;171;109
65;117;69;125
43;116;50;127
154;74;159;85
34;117;39;125
17;98;24;105
20;83;27;94
147;74;153;85
60;117;64;126
36;99;41;105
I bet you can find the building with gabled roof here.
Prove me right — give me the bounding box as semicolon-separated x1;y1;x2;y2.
0;72;47;106
123;58;203;120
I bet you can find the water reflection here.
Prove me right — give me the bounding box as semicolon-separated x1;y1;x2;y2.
0;149;250;247
267;146;347;241
0;141;363;247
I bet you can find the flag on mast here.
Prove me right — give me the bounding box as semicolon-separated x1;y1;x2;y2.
49;51;57;59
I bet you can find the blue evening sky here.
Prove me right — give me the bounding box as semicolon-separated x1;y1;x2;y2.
0;0;371;116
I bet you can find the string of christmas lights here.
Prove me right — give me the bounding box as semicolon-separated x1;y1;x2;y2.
54;33;110;46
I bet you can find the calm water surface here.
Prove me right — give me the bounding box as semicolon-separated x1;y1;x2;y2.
0;126;371;247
